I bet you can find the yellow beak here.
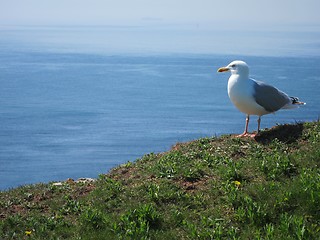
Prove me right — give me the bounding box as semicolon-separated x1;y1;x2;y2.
217;67;230;72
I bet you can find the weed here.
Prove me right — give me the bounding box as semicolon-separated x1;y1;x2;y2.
183;217;238;239
144;181;186;204
80;208;106;230
299;168;320;207
260;152;297;180
224;158;243;181
182;165;205;182
114;204;160;239
145;183;160;202
235;195;270;226
156;151;186;179
60;195;82;215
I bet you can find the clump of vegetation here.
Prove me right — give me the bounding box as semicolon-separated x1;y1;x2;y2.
1;121;319;239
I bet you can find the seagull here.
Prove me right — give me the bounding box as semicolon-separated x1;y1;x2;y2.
217;60;305;137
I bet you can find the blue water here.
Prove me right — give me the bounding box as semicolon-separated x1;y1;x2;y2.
0;26;319;190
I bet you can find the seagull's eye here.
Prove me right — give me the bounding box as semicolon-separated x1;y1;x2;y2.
231;64;236;68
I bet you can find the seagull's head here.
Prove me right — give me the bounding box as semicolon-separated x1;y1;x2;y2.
217;60;249;77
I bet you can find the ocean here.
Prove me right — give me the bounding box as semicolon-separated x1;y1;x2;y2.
0;26;319;190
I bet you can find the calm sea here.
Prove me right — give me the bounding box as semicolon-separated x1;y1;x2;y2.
0;26;319;190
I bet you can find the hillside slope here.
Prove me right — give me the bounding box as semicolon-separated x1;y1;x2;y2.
1;121;319;239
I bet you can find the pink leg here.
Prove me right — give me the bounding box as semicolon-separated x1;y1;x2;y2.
257;116;261;133
238;115;249;137
237;115;256;138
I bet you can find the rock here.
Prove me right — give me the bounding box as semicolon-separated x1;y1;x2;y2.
51;177;95;187
52;182;63;186
75;178;96;184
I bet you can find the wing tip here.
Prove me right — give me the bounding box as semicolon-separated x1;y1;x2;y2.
290;97;306;105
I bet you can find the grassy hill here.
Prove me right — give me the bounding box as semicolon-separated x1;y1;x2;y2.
1;121;319;239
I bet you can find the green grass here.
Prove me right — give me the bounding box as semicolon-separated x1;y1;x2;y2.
1;121;319;239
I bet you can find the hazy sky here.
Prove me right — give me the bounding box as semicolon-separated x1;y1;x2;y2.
1;0;320;29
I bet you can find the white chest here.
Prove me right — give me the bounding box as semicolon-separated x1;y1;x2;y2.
227;76;269;116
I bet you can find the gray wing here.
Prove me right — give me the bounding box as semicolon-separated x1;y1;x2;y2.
252;79;290;112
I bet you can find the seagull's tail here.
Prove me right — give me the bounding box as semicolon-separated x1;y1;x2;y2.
283;96;306;109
